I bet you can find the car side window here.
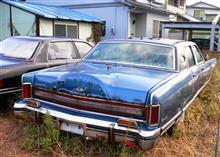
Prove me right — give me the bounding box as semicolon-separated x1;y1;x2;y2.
182;46;196;69
48;42;77;60
75;42;92;58
191;45;204;64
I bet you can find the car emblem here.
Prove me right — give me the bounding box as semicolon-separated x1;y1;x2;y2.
75;87;85;93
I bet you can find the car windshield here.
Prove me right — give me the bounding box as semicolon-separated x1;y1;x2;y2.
0;38;40;59
85;43;174;69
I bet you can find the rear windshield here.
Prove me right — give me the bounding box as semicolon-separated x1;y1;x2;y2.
0;38;40;59
85;43;174;70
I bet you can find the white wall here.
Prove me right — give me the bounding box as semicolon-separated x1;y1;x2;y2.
39;18;53;36
146;12;169;38
166;5;185;14
79;22;93;41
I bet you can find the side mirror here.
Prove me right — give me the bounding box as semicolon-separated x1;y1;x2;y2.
204;54;209;61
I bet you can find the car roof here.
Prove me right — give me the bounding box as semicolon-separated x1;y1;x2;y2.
102;38;187;46
9;36;84;42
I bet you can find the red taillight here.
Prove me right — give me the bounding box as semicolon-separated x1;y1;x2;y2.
22;83;32;99
148;105;160;125
0;79;4;88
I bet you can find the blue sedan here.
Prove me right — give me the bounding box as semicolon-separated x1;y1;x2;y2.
14;38;216;150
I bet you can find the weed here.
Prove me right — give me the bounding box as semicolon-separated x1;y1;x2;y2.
23;113;59;151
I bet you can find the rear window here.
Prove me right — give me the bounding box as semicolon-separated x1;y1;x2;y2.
85;43;174;69
0;38;39;59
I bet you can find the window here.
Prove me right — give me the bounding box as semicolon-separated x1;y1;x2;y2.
48;42;77;60
183;47;195;68
0;2;11;41
0;38;39;59
11;7;36;36
194;10;205;20
75;42;92;57
54;24;78;38
191;45;204;64
85;43;174;69
206;15;216;22
179;0;185;7
168;0;184;7
152;20;160;38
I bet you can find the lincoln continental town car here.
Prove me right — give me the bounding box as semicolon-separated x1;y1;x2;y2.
0;36;92;94
14;38;216;150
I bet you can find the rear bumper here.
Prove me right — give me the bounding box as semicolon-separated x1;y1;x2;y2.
14;102;161;150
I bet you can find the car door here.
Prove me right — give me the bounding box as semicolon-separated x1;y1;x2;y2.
183;46;202;94
47;41;79;67
190;45;208;90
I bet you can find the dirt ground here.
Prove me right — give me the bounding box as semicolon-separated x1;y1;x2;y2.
0;115;30;157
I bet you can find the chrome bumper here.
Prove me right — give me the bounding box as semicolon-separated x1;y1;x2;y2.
0;87;21;94
14;102;161;150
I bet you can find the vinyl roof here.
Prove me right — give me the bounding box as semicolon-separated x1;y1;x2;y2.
1;0;101;23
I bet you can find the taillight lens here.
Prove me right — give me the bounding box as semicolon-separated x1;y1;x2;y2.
0;79;4;88
148;105;160;125
22;83;32;99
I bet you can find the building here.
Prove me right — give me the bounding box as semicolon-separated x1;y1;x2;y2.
186;1;220;22
185;1;220;39
0;0;102;42
162;0;201;40
25;0;171;39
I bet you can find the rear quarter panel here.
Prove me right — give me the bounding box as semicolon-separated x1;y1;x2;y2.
148;69;194;127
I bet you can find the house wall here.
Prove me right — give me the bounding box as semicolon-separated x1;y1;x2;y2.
79;22;93;41
135;13;147;37
74;6;129;39
39;19;53;36
40;19;93;41
146;12;169;38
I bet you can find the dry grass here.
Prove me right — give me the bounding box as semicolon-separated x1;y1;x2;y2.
0;52;220;157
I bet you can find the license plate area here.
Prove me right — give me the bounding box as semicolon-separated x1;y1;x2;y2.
60;122;84;135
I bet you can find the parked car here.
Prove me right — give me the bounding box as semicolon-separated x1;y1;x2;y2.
0;36;92;94
14;38;216;150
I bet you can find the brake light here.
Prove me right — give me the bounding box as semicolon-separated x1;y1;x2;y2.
22;83;32;99
0;79;3;88
148;105;160;125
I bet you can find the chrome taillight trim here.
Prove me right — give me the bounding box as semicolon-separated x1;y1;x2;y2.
148;104;160;126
